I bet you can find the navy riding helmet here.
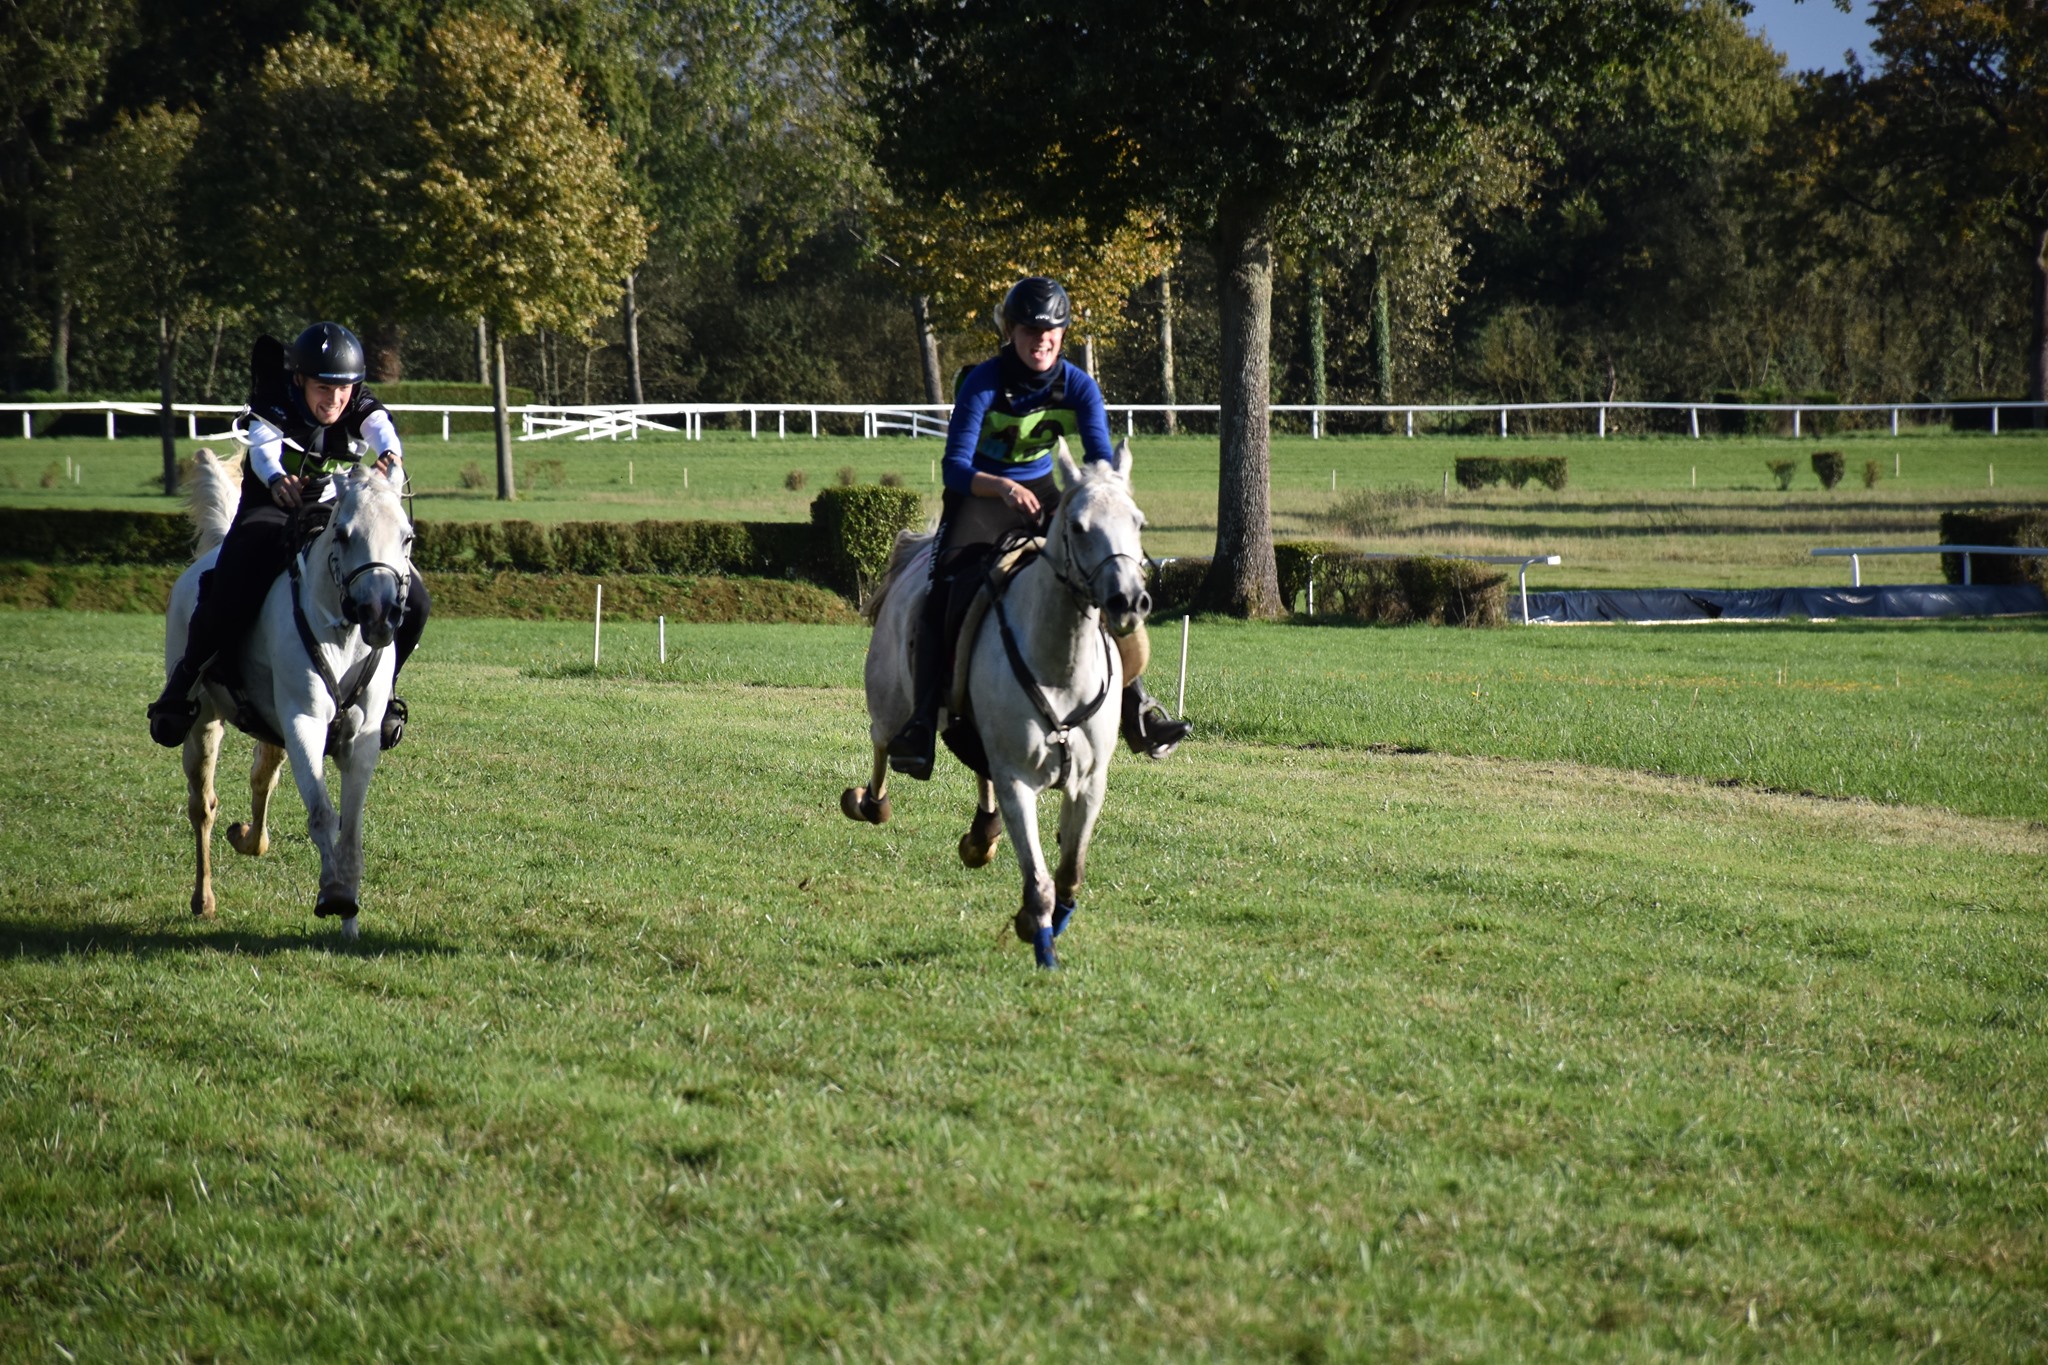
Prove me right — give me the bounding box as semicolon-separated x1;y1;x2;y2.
1001;277;1072;332
289;322;367;384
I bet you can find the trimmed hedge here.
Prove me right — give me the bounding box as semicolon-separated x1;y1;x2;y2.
0;488;924;598
1811;450;1846;489
1151;542;1507;626
1454;456;1568;492
1937;508;2048;589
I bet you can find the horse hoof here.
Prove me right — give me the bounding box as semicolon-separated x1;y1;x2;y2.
225;822;268;857
841;787;891;824
866;794;891;824
1052;899;1076;938
339;916;360;943
958;830;999;868
1032;927;1058;969
191;893;215;919
1014;907;1038;944
840;787;865;821
315;896;358;920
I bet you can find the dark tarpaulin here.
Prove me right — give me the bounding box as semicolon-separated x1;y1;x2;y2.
1518;584;2048;624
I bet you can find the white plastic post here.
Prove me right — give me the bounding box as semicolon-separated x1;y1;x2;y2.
1176;615;1190;719
593;584;603;666
442;411;451;441
1691;466;1696;488
628;460;634;486
187;412;197;439
1850;554;1861;587
1890;408;1899;436
1793;409;1802;439
20;413;28;438
1331;469;1336;491
1991;407;2000;436
1894;449;1900;478
659;615;666;664
1405;410;1414;438
1689;408;1699;439
749;408;758;439
1126;409;1134;438
1598;406;1606;439
811;409;818;438
684;467;689;489
1499;408;1508;438
106;410;115;440
778;410;786;439
1313;408;1321;440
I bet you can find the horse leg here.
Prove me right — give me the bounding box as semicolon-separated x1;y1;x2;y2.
226;741;285;857
839;743;892;824
327;741;380;943
281;717;348;929
182;716;225;918
958;775;1003;868
994;777;1059;968
1051;766;1110;940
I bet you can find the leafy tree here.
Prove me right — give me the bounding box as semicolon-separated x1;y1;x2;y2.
182;36;410;377
57;105;208;493
403;13;648;498
1844;0;2048;403
855;0;1661;614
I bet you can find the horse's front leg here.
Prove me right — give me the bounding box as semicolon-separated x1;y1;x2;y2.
995;777;1059;968
1052;758;1110;940
280;714;347;926
182;716;225;918
226;741;285;857
839;743;892;824
328;736;381;938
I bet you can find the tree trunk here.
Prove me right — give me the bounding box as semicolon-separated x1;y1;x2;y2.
1306;260;1327;409
913;293;944;404
1158;268;1177;436
1370;252;1393;431
362;316;402;383
2030;221;2047;413
476;317;490;386
203;313;225;401
624;272;645;405
51;289;70;394
158;313;180;496
491;323;516;501
1199;206;1281;617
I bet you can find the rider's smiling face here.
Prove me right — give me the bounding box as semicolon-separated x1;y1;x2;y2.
297;375;353;424
1011;323;1065;374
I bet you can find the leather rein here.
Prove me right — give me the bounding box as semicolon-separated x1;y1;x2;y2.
286;517;408;752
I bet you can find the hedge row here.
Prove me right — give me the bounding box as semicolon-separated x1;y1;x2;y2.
1155;541;1507;625
1454;456;1569;492
0;484;926;599
1936;508;2048;590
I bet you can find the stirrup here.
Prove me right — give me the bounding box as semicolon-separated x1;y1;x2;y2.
887;717;936;781
380;695;408;751
1123;687;1191;759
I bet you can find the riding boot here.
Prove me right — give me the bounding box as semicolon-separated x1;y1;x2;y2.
886;579;951;780
1121;676;1191;759
147;656;203;747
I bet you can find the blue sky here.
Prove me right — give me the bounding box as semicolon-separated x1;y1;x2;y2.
1741;0;1878;73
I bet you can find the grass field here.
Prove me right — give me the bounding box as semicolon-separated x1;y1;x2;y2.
3;609;2044;1359
5;427;2046;590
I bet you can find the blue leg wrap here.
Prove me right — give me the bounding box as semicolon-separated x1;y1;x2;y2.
1052;899;1076;938
1032;926;1058;969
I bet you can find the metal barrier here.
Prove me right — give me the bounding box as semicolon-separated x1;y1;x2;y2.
1811;544;2046;586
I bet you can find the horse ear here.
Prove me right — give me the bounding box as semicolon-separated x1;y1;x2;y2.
1055;436;1081;488
1112;437;1134;482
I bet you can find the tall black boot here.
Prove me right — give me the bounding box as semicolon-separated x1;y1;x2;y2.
1121;676;1191;758
147;657;203;747
887;579;951;780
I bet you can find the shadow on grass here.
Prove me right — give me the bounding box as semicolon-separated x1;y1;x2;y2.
0;917;460;959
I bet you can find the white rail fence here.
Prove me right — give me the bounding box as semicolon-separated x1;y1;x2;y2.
1811;544;2047;587
5;398;2046;443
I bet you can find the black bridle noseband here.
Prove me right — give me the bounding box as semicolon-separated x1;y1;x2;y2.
1047;493;1145;614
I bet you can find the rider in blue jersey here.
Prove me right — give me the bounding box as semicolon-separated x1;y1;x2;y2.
147;322;428;750
887;276;1191;779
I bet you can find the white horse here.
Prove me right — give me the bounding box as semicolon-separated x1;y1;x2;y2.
165;449;414;941
844;440;1151;968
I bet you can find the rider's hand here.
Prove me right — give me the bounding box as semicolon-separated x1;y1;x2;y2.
269;473;303;509
1003;480;1041;519
374;451;399;479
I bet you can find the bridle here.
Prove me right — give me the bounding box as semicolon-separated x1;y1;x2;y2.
1046;489;1144;614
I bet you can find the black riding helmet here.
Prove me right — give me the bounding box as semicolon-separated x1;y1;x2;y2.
288;322;367;384
1000;277;1072;332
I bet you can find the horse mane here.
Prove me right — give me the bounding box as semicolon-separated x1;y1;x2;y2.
185;448;243;560
861;527;936;625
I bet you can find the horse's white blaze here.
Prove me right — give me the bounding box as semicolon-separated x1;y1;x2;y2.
166;450;412;928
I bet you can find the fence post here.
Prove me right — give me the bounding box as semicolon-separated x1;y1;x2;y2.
1499;408;1508;439
20;412;28;439
1792;408;1801;439
778;409;786;439
1598;406;1606;439
811;409;818;438
749;408;758;439
442;411;451;441
106;410;115;440
1689;408;1698;439
1890;408;1899;436
1405;410;1414;438
1312;407;1321;440
1991;407;2000;436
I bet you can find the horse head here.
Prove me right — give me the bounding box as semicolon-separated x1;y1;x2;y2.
1052;438;1150;638
326;463;415;649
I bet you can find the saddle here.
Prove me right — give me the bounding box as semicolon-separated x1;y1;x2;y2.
934;534;1042;779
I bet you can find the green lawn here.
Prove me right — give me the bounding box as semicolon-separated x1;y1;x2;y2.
2;610;2044;1359
5;427;2045;590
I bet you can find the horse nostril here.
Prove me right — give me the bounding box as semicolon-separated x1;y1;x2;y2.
1106;592;1131;617
1135;590;1152;616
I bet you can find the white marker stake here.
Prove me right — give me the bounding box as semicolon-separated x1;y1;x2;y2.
659;615;666;664
629;460;634;485
684;467;689;489
594;584;603;667
1330;469;1336;491
1177;614;1190;719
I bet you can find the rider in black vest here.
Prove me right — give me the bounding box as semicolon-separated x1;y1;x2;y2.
146;322;429;749
885;276;1191;780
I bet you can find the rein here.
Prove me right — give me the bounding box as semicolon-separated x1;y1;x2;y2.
992;574;1116;789
287;523;404;752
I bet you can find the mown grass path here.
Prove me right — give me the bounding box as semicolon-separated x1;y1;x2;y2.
3;612;2044;1359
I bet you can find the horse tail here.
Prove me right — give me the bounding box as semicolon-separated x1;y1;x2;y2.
185;447;243;561
861;528;936;625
